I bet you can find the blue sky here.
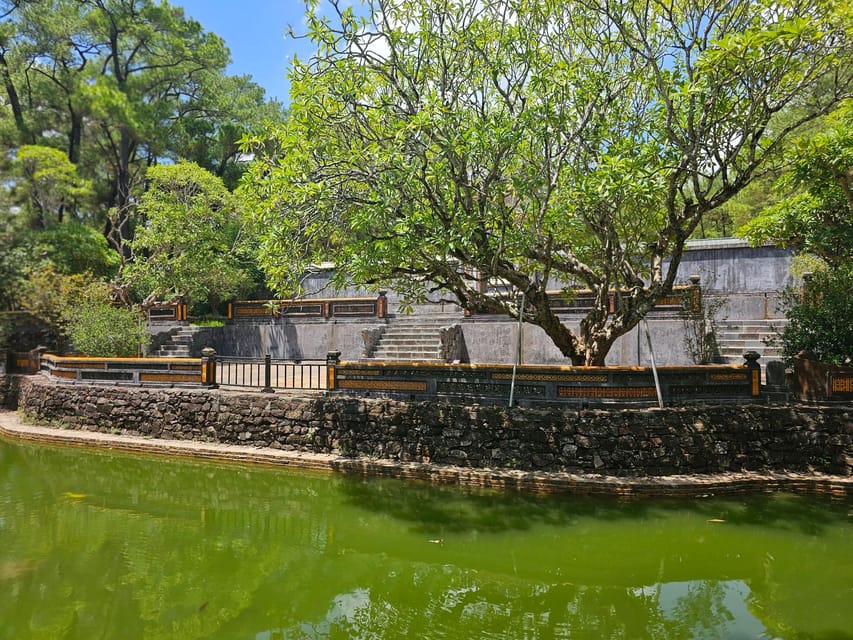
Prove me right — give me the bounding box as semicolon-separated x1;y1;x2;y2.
174;0;315;103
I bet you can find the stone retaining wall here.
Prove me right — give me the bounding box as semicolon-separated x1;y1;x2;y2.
14;375;852;477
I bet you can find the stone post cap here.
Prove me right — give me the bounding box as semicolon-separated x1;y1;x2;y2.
743;351;761;366
201;347;216;357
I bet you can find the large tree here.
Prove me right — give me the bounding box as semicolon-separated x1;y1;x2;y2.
241;0;852;365
124;162;253;313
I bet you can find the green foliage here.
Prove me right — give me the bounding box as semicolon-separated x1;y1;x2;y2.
12;145;94;228
67;304;148;357
26;222;121;278
779;266;853;365
124;162;253;312
242;0;852;365
740;107;853;265
170;73;288;190
0;234;28;310
15;265;146;355
0;0;284;254
16;266;111;350
678;286;727;365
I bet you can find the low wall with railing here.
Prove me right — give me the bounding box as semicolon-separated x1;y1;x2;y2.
328;354;761;406
144;302;188;322
39;354;208;386
34;349;761;404
228;294;388;321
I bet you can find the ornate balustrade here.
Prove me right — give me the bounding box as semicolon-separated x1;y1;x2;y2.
327;352;761;406
145;302;188;322
228;293;388;321
467;284;697;316
40;354;205;386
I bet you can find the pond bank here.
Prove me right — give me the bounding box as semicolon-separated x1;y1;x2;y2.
1;410;850;498
2;374;851;497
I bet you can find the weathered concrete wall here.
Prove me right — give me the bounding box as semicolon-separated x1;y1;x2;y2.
302;240;796;298
217;321;377;360
15;376;851;477
170;316;693;366
460;317;693;366
672;239;795;293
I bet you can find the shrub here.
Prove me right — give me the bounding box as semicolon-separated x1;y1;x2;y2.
68;305;149;357
779;265;853;366
678;280;726;364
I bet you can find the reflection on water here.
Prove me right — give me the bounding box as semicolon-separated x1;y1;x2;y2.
0;436;850;639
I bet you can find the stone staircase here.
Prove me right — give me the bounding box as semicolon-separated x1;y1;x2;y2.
154;326;203;358
368;315;459;362
715;319;787;365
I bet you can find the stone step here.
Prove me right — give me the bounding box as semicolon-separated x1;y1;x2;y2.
368;320;447;361
719;352;783;361
379;340;443;348
387;314;462;324
157;345;191;354
718;332;773;341
152;325;209;358
381;329;443;338
718;321;786;330
717;340;773;351
372;356;444;363
373;347;442;358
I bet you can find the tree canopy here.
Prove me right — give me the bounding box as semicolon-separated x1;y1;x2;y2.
740;105;853;267
1;0;286;252
241;0;853;364
124;162;253;313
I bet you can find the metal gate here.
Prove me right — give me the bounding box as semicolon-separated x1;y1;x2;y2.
214;355;328;391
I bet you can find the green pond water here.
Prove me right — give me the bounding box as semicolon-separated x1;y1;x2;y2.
1;437;851;640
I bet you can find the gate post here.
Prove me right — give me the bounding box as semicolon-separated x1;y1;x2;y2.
201;347;218;388
262;353;274;393
326;351;341;391
744;351;761;397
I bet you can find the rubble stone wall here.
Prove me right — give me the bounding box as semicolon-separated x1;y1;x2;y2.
13;375;852;477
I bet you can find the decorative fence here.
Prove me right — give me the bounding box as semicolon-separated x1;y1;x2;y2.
214;355;328;391
30;353;325;391
29;350;764;404
40;354;205;386
467;284;697;316
228;294;388;321
144;302;188;322
327;352;761;405
7;351;41;374
792;354;853;402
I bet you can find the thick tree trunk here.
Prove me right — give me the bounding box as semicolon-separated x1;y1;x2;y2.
0;50;28;141
68;109;82;165
104;127;137;258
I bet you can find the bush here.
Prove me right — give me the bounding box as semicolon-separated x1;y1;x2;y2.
780;265;853;366
68;305;149;357
678;283;726;364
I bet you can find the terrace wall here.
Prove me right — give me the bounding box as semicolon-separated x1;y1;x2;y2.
13;376;851;477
